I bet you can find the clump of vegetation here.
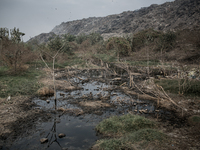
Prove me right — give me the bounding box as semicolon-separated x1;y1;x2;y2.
131;29;176;53
47;35;75;55
96;114;155;136
75;32;103;45
62;33;76;42
157;31;176;52
132;29;161;51
188;115;200;126
127;60;160;66
0;68;42;98
88;32;103;45
106;37;131;57
94;50;117;63
127;128;167;142
75;33;88;44
95;129;167;150
0;27;36;74
155;79;200;96
94;114;168;150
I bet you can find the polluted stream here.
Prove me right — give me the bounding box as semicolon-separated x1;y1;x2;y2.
9;69;174;150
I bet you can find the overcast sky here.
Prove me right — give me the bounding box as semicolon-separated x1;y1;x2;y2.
0;0;174;41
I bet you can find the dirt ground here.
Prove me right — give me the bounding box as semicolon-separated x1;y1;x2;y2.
0;96;52;148
0;68;200;149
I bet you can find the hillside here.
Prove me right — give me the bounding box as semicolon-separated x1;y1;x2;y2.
28;0;200;44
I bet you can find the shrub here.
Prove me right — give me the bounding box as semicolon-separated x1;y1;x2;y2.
88;32;103;45
62;33;76;42
132;29;161;51
157;31;176;51
47;35;75;55
75;33;88;44
106;37;131;57
1;38;35;73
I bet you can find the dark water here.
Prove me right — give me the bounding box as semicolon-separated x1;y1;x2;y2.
7;69;172;150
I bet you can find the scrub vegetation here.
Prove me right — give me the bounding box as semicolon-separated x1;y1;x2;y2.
94;114;168;150
0;27;200;149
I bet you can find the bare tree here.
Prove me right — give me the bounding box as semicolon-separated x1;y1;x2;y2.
38;42;66;109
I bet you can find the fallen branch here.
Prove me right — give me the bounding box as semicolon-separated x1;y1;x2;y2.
157;85;187;111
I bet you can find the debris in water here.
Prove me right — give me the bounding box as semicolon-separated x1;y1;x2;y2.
40;138;48;144
58;133;66;138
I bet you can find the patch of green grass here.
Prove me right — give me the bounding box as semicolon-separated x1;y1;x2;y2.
94;114;169;150
127;128;167;142
0;68;42;98
192;116;200;122
96;138;126;150
0;66;9;76
62;56;85;67
96;129;167;150
29;56;85;69
155;79;200;96
96;114;155;136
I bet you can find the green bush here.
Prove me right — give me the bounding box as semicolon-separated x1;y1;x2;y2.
88;32;103;45
75;33;88;44
157;31;176;51
106;37;131;57
47;35;75;55
62;33;76;42
132;29;161;51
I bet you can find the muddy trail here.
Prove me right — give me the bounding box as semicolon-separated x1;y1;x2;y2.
1;69;187;150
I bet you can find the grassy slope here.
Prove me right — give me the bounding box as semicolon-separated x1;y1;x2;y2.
0;67;42;98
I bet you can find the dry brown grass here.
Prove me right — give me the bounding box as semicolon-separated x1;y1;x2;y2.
37;86;54;96
1;39;36;73
79;101;111;108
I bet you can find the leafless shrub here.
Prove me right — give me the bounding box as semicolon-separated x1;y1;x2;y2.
1;38;36;73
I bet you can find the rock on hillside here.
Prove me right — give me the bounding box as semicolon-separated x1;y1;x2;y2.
28;0;200;43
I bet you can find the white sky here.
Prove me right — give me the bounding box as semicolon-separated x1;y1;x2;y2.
0;0;174;41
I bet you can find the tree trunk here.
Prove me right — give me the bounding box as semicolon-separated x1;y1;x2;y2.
53;58;57;109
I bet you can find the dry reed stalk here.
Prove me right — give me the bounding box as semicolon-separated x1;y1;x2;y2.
120;82;127;87
156;84;188;114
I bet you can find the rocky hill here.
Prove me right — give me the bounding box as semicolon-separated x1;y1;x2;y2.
28;0;200;44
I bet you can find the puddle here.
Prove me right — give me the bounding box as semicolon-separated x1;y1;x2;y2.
7;69;175;150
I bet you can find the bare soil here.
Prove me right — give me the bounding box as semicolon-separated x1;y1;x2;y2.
0;96;51;148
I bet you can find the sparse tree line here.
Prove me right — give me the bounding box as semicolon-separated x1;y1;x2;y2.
0;27;33;73
1;27;200;75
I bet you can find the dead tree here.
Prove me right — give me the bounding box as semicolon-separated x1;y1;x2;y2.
39;42;66;109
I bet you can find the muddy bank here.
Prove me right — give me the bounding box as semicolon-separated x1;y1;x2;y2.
0;96;52;148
